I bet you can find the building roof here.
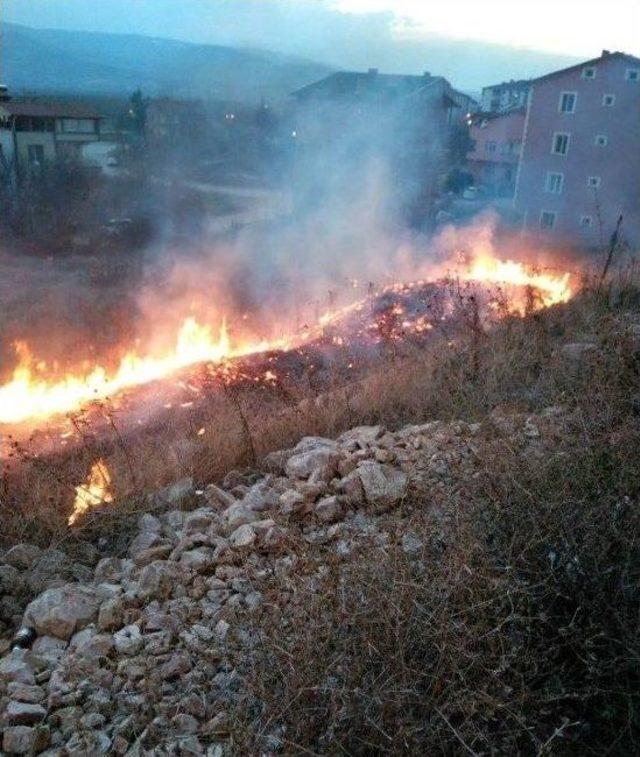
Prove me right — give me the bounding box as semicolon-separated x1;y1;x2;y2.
531;51;640;84
471;106;526;124
482;79;531;93
0;100;101;119
291;70;443;100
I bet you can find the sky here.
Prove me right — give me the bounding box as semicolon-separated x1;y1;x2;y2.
2;0;637;84
330;0;640;57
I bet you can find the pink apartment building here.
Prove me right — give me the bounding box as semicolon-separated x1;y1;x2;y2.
468;108;526;196
514;51;640;249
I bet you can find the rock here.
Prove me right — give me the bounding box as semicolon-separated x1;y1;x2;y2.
2;544;42;570
136;561;184;601
215;619;230;640
94;557;127;583
285;448;341;480
24;550;74;594
262;448;295;475
204;484;236;509
279;489;306;515
241;481;279;512
183;509;216;534
338;470;365;505
229;524;256;549
338;425;385;448
3;725;49;754
97;596;126;632
315;496;344;523
263;526;287;551
245;591;263;613
6;701;47;725
223;503;255;531
150;477;194;507
7;682;46;703
0;651;35;685
114;625;143;656
133;545;173;567
356;461;408;511
23;585;98;641
180;548;215;573
0;564;22;594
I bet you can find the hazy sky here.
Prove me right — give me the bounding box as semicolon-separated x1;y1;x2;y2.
331;0;639;57
2;0;637;66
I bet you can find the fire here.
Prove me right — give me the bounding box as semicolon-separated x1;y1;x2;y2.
459;253;572;309
69;459;113;526
0;317;292;424
0;250;575;428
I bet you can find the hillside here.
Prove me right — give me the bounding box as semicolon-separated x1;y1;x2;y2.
1;279;640;753
0;22;333;102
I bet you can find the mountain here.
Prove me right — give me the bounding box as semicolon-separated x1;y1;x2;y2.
0;23;334;102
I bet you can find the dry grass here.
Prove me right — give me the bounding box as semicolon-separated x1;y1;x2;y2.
223;279;640;755
1;273;639;752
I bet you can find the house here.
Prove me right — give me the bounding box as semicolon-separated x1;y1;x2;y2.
0;88;102;178
467;108;526;196
291;69;471;140
481;79;531;114
289;69;476;218
514;51;640;248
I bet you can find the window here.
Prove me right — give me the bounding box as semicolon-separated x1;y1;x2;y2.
595;134;608;146
540;211;557;229
58;118;97;134
582;66;596;79
580;216;593;228
545;172;564;194
626;69;639;82
602;94;615;106
485;141;497;155
27;144;45;165
587;176;601;188
559;92;577;113
552;132;570;155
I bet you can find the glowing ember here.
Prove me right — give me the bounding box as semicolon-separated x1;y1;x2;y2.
69;459;113;526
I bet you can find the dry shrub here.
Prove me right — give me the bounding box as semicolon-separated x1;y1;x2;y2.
231;402;640;755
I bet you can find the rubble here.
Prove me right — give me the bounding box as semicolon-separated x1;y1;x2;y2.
0;412;566;754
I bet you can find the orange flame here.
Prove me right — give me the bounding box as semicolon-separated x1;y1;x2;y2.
0;317;292;424
69;459;113;526
0;252;575;427
459;253;572;310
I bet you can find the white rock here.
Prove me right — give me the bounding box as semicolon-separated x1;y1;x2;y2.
315;496;344;523
23;584;98;641
356;461;408;511
114;625;143;656
229;524;256;549
286;448;340;479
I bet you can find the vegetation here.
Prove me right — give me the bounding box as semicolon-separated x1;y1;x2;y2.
1;271;639;753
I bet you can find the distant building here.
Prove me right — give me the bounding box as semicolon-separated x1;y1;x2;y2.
481;79;531;114
291;69;472;138
467;108;526;196
514;51;640;248
290;69;477;218
0;89;102;178
145;99;208;149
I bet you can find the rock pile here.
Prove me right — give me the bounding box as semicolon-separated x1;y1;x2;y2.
0;413;563;754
